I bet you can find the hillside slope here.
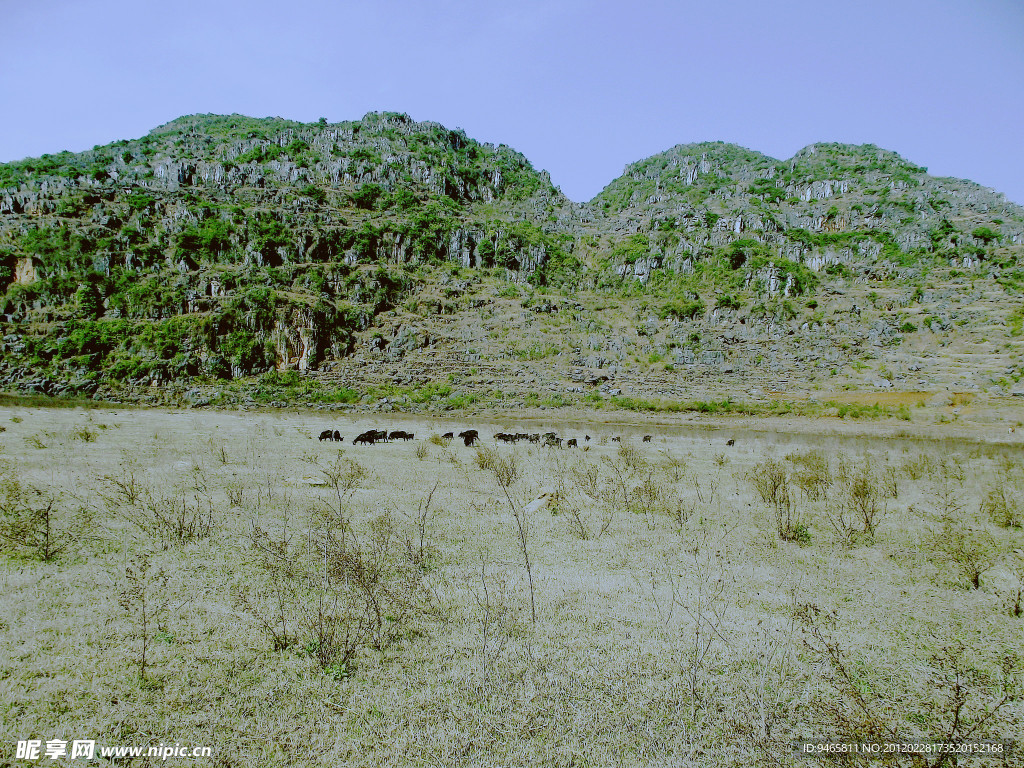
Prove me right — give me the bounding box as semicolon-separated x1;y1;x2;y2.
1;114;1023;410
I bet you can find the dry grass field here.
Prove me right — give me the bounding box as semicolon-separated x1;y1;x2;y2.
1;405;1022;767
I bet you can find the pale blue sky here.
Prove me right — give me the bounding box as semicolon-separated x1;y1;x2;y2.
2;0;1022;204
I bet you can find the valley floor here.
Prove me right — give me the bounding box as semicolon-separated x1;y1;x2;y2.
1;406;1022;767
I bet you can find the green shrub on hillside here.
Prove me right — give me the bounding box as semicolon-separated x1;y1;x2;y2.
658;297;705;320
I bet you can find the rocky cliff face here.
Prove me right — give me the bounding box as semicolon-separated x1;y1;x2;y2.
1;114;1022;404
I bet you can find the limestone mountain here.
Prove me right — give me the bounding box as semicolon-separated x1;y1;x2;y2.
1;113;1022;409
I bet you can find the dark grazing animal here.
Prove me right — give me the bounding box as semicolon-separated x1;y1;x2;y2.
333;430;342;442
318;429;333;442
442;432;454;440
353;430;376;445
389;430;414;441
495;432;515;443
726;439;735;446
459;429;480;447
642;435;652;443
567;438;577;448
611;436;621;442
372;429;388;442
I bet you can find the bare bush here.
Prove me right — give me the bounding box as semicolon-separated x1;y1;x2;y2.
238;505;436;675
474;445;520;488
646;534;733;718
119;489;214;550
932;520;1000;589
980;471;1022;529
690;468;719;508
828;463;887;546
1006;554;1024;618
483;450;537;624
750;459;809;544
99;455;145;507
902;452;938;481
787;449;832;501
0;460;75;561
562;499;593;540
70;425;97;442
617;440;645;471
493;452;520;489
225;481;245;507
321;451;367;503
926;460;967;518
98;455;215;549
235;521;303;652
470;553;521;686
558;457;616;540
403;482;439;570
881;463;900;499
659;453;687;482
801;609;1021;766
474;444;498;471
329;510;435;649
117;553;171;682
570;457;602;499
733;603;801;751
414;442;429;460
629;470;688;530
207;438;230;464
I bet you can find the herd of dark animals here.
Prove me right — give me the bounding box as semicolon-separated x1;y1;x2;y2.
318;428;739;448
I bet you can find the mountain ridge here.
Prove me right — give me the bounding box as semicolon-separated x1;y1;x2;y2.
1;112;1022;411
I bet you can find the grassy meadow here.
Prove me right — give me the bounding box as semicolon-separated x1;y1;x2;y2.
1;406;1022;767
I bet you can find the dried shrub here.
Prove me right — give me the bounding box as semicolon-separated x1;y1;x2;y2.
225;481;245;507
980;473;1022;529
70;425;97;442
617;440;646;471
320;452;367;500
902;453;937;481
471;554;521;686
208;438;230;464
932;519;1000;589
645;535;733;718
786;449;831;501
629;471;688;530
660;453;687;482
238;506;437;677
881;463;900;499
477;446;520;488
801;609;1022;763
750;459;809;544
116;489;214;550
117;553;171;682
474;445;498;471
1006;555;1024;618
0;460;74;561
559;456;616;540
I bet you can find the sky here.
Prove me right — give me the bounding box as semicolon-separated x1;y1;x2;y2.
2;0;1022;204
